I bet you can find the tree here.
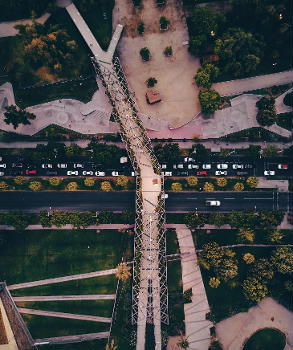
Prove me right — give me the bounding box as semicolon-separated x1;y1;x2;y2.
263;145;278;157
49;177;61;186
199;242;224;269
209;277;220;288
233;182;244;191
216;258;238;282
243;54;260;74
257;109;277;126
84;177;95;187
250;258;274;281
229;210;245;228
140;47;150;61
69;212;93;229
137;22;144;35
121;209;135;224
187;176;198;187
50;210;67;227
65;143;82;157
184;212;207;229
266;230;283;244
154;143;180;164
101;181;112;192
164;46;172;56
243;253;255;264
4;105;36;130
39;210;51;228
29;181;42;191
209;212;225;227
105;339;118;350
4;211;30;231
98;210;115;224
199;90;221;114
237;228;255;243
159;16;169;30
14;176;26;185
246;176;258;188
171;182;182;192
259;210;284;230
243;145;261;160
216;177;227;187
192;144;211;161
116;263;131;281
209;340;223;350
0;181;8;191
147;77;157;87
66;182;78;191
203;182;214;192
195;63;219;89
271;247;293;274
116;175;128;188
243;277;268;302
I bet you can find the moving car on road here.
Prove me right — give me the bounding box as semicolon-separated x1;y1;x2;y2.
95;171;105;176
67;170;78;176
74;164;84;168
57;164;67;168
197;171;207;176
12;163;23;168
264;170;275;176
42;164;53;168
202;164;211;169
112;171;119;176
232;164;244;169
217;164;228;169
206;200;221;206
278;164;288;169
161;171;172;176
82;171;93;176
173;164;184;169
215;171;227;175
25;169;37;175
188;164;199;169
46;170;58;176
0;164;6;168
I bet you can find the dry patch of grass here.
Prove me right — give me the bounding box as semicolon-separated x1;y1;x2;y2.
35;66;58;82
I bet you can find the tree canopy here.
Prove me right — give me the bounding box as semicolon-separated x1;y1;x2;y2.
199;90;221;114
4;105;36;130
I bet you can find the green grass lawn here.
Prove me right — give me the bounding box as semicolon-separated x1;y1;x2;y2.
243;328;286;350
166;229;179;255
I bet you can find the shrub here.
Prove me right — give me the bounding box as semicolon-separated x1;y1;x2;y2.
116;175;128;188
243;277;268;302
203;182;214;192
266;230;283;243
233;182;244;191
171;182;182;192
250;258;274;281
237;228;255;243
29;181;42;191
0;181;8;191
271;247;293;274
243;253;255;264
14;176;26;185
116;263;131;281
66;182;78;191
140;47;150;61
209;277;220;288
183;288;192;303
49;177;61;186
137;22;144;35
246;176;258;188
216;177;227;187
147;77;158;88
216;258;238;282
160;16;169;30
199;90;221;114
101;181;112;192
187;176;198;187
164;46;172;56
84;177;95;187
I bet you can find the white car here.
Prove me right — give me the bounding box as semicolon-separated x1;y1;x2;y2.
0;172;4;176
232;164;244;169
217;164;228;169
202;164;211;169
161;164;167;169
173;164;184;169
0;164;6;168
184;157;193;162
161;171;172;176
95;171;105;176
264;170;275;176
42;164;53;168
206;200;221;206
112;171;119;176
74;163;84;168
215;170;227;175
67;170;78;176
131;171;138;176
161;193;169;199
57;163;67;168
188;164;200;169
120;157;128;164
82;171;93;176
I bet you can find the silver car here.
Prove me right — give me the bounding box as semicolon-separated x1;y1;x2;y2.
67;170;78;176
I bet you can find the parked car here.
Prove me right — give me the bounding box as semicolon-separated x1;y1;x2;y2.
0;164;6;168
46;170;58;176
95;171;105;176
12;162;23;168
161;171;172;176
202;164;211;169
232;164;244;169
0;172;4;176
112;171;119;176
57;164;67;168
67;170;78;176
206;200;221;206
176;170;188;176
215;171;227;175
42;164;53;168
184;157;194;162
173;164;184;169
188;164;199;169
161;164;167;169
82;171;93;176
120;157;128;164
264;170;275;176
197;171;207;176
278;164;288;169
73;163;84;168
217;164;228;169
25;169;37;175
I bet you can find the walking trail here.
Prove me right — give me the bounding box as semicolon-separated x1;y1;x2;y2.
175;226;212;350
18;308;111;323
7;269;117;291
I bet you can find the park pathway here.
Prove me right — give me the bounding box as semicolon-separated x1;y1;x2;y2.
34;332;109;345
213;70;293;97
176;226;212;350
18;308;111;323
13;295;115;302
8;269;117;290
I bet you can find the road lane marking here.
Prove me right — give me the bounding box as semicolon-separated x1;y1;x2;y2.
224;198;235;199
186;197;198;200
244;198;273;200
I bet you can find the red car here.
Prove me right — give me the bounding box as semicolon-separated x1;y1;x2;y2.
197;170;207;176
25;169;37;175
278;164;288;169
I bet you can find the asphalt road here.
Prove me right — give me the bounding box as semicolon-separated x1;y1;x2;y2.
0;191;290;213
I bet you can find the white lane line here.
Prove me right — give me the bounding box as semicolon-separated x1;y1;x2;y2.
186;198;198;200
244;198;273;200
224;198;235;200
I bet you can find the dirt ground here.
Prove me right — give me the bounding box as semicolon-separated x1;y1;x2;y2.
113;0;201;128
